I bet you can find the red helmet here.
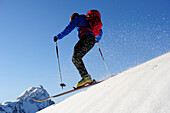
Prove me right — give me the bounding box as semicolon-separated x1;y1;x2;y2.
70;13;79;21
87;10;101;20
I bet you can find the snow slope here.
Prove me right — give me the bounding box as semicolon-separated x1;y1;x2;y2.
38;52;170;113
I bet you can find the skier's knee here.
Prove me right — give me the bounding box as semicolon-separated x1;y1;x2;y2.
72;54;80;64
72;55;76;64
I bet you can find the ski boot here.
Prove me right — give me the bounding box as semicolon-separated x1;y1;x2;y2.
76;74;92;88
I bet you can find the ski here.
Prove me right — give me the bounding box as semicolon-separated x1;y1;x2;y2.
34;80;104;102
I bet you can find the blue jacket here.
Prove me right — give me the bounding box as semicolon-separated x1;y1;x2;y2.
56;15;103;42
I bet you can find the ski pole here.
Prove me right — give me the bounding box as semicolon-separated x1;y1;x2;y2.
56;41;66;89
96;43;111;77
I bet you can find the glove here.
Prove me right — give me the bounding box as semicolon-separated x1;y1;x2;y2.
95;29;103;42
53;34;63;42
53;36;57;42
95;35;102;42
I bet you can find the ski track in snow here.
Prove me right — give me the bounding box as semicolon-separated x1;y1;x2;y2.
38;52;170;113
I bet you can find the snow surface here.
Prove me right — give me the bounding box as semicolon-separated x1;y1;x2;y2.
38;52;170;113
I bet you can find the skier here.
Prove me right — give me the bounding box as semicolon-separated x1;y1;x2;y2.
53;10;103;88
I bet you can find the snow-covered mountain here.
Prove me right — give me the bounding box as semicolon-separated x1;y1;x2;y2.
0;85;54;113
38;52;170;113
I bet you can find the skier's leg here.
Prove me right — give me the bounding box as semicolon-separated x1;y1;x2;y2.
72;34;95;78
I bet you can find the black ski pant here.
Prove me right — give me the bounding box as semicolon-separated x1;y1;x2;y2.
72;34;95;78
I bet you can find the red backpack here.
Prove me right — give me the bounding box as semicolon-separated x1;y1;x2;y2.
86;10;103;37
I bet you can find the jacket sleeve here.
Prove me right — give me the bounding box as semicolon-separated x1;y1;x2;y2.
95;29;103;42
56;18;78;40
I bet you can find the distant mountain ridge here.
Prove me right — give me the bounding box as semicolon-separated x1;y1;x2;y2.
0;85;54;113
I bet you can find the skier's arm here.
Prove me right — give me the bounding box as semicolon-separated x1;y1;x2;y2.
95;29;103;42
55;18;78;40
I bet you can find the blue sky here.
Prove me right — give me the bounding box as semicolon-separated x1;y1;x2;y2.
0;0;170;102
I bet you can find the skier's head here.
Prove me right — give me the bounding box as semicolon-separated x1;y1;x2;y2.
70;13;79;21
86;10;101;20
